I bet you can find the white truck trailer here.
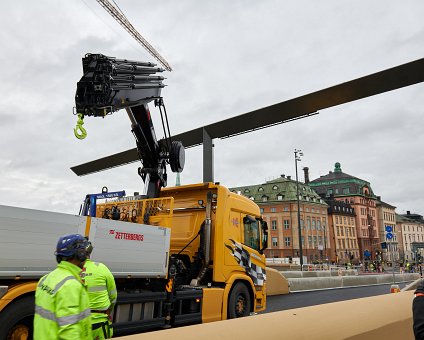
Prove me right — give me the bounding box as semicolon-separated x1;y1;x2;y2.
0;196;205;339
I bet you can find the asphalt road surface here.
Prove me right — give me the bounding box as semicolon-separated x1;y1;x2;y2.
263;282;410;313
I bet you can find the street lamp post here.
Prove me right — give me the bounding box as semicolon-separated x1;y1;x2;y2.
294;149;303;269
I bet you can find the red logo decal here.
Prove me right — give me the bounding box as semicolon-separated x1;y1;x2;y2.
112;231;144;241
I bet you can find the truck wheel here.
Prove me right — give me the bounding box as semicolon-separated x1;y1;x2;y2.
0;295;34;340
228;282;251;319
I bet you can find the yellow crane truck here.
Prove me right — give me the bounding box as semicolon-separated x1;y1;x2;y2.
0;54;268;339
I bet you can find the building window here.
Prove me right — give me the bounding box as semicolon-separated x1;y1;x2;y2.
277;194;283;200
271;220;277;230
284;237;291;247
260;208;264;213
342;187;350;194
284;219;290;229
272;185;278;190
244;188;250;193
262;195;268;202
307;218;311;230
271;207;276;213
317;220;321;230
284;206;289;212
308;236;312;245
312;219;316;230
272;237;278;247
258;187;264;191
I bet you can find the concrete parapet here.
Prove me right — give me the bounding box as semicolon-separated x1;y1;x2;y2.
288;273;420;292
279;271;303;278
281;269;357;278
118;291;415;340
289;277;340;291
265;267;289;296
402;277;424;291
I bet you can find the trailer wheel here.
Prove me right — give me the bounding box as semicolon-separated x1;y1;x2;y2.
228;282;251;319
0;295;34;340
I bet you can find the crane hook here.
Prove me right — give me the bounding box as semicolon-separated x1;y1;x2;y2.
74;113;87;140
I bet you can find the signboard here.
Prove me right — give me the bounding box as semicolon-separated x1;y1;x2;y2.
385;225;393;233
386;232;393;240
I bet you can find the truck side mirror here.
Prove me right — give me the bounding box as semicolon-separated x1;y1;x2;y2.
260;220;268;252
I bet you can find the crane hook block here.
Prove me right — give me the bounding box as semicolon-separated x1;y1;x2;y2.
74;113;87;140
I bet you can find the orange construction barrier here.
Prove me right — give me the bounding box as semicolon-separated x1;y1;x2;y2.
390;284;400;293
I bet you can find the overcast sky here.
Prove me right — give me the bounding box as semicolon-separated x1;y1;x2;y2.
0;1;423;215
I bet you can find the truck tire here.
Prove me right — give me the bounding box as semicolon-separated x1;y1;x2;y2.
0;295;34;340
227;282;251;319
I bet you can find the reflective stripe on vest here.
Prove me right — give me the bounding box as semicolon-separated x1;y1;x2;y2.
53;276;76;294
109;289;117;305
109;289;117;304
38;274;76;294
88;285;107;292
38;275;48;287
35;305;91;326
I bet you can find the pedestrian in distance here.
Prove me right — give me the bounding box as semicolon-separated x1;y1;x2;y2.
33;234;92;340
82;240;117;339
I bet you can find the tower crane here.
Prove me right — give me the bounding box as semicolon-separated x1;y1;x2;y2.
95;0;172;71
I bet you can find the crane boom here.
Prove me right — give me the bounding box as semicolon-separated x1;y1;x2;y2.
95;0;172;71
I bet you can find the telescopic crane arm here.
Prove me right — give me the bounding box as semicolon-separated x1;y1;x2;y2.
75;53;184;198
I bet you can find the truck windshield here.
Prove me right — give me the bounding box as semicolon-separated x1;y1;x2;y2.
243;216;260;251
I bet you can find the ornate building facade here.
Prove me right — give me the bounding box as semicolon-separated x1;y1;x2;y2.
309;163;379;262
231;175;328;264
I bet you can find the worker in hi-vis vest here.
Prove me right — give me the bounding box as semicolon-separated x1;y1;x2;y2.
34;234;92;340
82;240;117;339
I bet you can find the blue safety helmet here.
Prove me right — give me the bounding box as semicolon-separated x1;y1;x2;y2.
55;234;89;261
